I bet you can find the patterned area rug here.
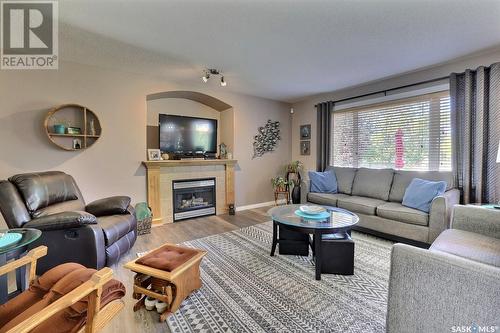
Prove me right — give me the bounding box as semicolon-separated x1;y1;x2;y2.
167;221;393;333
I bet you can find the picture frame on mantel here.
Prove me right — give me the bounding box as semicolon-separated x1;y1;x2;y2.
147;149;161;161
300;124;311;140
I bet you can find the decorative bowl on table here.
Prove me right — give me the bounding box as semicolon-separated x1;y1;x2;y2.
299;205;326;215
0;232;22;249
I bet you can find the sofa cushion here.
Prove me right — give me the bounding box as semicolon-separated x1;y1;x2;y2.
0;267;125;333
377;202;429;226
327;167;357;195
308;170;337;193
307;192;350;206
24;211;97;231
351;168;394;201
389;170;454;202
31;199;85;218
97;213;136;246
9;172;80;213
355;214;429;243
337;196;387;215
402;178;447;213
430;229;500;267
0;263;85;329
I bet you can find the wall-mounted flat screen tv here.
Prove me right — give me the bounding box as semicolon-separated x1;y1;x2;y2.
159;114;217;154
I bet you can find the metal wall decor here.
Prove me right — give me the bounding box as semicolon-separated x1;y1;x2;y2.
253;119;280;158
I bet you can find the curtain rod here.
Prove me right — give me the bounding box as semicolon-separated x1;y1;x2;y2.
315;75;450;107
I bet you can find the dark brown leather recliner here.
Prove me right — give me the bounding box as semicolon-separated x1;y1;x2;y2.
0;171;137;273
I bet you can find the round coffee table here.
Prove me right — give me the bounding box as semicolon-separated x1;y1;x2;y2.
0;228;42;303
268;204;359;280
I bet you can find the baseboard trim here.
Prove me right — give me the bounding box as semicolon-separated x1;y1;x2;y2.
236;200;286;212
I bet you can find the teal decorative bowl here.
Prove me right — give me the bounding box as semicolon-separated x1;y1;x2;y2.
0;232;22;249
295;210;330;220
53;124;65;134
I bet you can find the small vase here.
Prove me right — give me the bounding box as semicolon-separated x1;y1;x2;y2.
53;124;65;134
291;185;301;204
88;119;96;136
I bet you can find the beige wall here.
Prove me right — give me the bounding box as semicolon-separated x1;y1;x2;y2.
291;47;500;173
229;95;291;206
220;109;235;153
0;61;291;227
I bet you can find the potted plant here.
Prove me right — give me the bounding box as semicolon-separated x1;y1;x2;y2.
285;160;303;174
271;176;290;192
285;161;303;204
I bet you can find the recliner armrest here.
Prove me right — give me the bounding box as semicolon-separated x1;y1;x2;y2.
451;204;500;239
126;204;135;217
387;243;500;332
24;211;97;231
85;196;131;217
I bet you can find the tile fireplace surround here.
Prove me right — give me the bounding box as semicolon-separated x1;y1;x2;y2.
142;159;236;224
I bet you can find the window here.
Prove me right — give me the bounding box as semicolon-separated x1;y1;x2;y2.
330;91;451;171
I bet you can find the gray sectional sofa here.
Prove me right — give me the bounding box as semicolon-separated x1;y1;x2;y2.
306;167;460;244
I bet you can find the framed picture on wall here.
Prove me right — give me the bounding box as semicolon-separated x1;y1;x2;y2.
72;139;82;150
300;141;310;155
300;124;311;140
147;149;162;161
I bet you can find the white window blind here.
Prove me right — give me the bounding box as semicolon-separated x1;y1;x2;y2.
331;91;451;171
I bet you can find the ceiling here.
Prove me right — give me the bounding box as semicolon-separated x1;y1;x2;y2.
60;0;500;102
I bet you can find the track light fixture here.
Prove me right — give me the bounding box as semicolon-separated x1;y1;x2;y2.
201;69;227;87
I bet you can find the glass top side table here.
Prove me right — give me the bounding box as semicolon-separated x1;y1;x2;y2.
0;228;42;304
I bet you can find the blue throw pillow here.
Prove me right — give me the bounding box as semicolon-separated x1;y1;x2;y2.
309;170;338;194
402;178;447;213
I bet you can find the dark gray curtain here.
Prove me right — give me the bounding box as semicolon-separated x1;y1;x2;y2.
450;62;500;204
316;101;333;171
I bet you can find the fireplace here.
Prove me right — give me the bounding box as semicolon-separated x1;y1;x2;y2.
172;178;216;222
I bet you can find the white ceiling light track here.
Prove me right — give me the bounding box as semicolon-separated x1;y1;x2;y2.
202;69;227;86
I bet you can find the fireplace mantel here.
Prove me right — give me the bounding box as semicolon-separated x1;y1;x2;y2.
142;159;237;168
142;159;237;224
